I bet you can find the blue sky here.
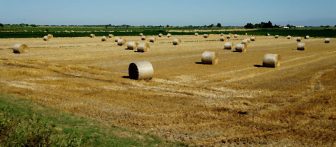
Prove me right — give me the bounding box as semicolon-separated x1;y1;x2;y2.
0;0;335;26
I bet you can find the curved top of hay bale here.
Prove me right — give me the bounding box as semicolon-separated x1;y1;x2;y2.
224;42;232;49
263;53;280;68
117;38;126;46
43;36;49;41
128;61;154;80
101;36;107;41
137;42;150;52
297;42;305;50
127;41;138;50
149;36;156;42
90;34;95;38
201;51;218;65
235;43;246;52
47;34;53;39
172;38;181;45
141;35;146;40
203;34;209;38
12;43;28;54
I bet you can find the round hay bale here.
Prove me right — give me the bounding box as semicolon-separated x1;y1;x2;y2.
201;51;218;65
117;39;126;46
195;33;199;36
108;34;114;38
224;42;232;50
226;35;231;40
263;54;280;68
90;34;95;38
241;39;249;45
43;36;49;41
149;37;156;43
325;38;331;43
115;37;120;42
47;34;53;39
158;33;163;37
220;37;225;41
141;35;146;40
305;35;310;39
137;42;150;52
275;35;279;39
250;37;256;41
296;37;302;42
287;35;292;39
267;33;271;36
234;34;238;38
173;38;181;45
101;36;107;42
235;43;246;52
12;43;28;54
139;33;144;36
127;41;138;50
167;33;172;38
203;34;209;38
297;42;305;51
128;61;154;80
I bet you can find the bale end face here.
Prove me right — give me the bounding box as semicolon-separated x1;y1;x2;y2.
263;54;280;68
128;61;154;80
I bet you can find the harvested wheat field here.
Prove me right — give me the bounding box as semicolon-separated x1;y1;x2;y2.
0;35;336;146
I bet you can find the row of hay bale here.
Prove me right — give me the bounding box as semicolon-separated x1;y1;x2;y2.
43;34;53;41
127;52;280;81
126;42;150;52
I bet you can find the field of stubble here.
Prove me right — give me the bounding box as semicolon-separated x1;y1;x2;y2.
0;35;335;146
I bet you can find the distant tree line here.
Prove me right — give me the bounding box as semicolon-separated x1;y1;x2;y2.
244;21;280;29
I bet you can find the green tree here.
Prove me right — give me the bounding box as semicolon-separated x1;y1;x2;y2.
244;23;254;29
216;23;222;27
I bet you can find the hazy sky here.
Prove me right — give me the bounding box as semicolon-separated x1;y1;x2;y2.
0;0;335;26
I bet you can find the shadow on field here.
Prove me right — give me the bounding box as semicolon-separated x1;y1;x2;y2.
254;64;263;68
195;61;204;64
